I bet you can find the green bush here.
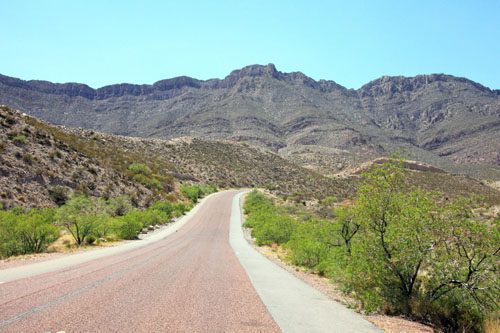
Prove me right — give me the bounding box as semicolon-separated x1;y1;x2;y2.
252;215;296;246
11;134;27;144
0;194;196;257
128;163;152;176
181;184;217;203
149;200;174;215
0;209;22;257
132;173;162;190
113;212;143;240
48;185;70;206
106;195;133;216
243;191;296;245
0;208;58;257
15;208;59;253
287;219;335;268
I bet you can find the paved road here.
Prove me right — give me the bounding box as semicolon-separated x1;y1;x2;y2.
0;190;381;332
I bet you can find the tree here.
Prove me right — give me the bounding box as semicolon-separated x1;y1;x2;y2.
426;198;499;314
353;158;441;312
349;158;499;330
55;196;107;245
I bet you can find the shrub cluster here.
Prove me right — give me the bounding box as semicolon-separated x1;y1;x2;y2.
127;163;163;191
180;184;217;203
243;191;296;246
0;195;192;258
244;160;499;333
0;208;58;256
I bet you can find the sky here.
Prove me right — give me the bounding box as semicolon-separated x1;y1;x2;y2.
0;0;499;89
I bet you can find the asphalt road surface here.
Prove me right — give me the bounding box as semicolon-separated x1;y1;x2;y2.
0;190;380;332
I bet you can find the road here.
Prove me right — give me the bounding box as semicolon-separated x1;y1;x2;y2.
0;190;380;332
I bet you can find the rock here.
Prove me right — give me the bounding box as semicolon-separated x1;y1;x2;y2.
147;225;155;231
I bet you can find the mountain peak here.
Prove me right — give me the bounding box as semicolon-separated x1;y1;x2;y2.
226;63;280;80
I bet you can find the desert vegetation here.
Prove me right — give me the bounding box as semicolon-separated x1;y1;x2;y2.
244;159;499;332
180;184;217;203
0;184;217;258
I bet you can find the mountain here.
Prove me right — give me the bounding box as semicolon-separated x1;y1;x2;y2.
1;64;499;179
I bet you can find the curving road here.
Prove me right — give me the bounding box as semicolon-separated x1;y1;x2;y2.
0;190;380;333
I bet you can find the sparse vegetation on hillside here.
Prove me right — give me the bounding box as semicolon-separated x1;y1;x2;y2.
244;159;499;332
0;105;160;208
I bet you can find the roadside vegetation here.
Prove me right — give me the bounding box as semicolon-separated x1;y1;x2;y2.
0;183;217;258
181;184;217;203
244;159;499;333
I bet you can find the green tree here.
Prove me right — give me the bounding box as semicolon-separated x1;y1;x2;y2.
55;196;107;245
353;159;440;312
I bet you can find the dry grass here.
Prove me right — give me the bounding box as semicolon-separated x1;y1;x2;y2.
485;316;500;333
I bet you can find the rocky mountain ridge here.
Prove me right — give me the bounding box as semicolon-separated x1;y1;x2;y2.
1;64;498;178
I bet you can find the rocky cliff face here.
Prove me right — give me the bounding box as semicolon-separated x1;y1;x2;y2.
1;64;498;178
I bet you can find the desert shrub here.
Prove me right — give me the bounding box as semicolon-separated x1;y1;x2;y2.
243;191;296;245
141;208;169;226
85;235;96;245
0;208;59;257
252;214;296;245
128;163;152;176
132;173;162;190
22;153;34;164
149;200;175;216
48;185;70;206
106;195;133;216
113;212;143;240
11;134;27;144
172;202;192;216
14;208;59;253
181;184;217;203
320;195;337;206
287;219;336;268
0;210;21;257
55;196;108;245
346;159;499;331
244;163;499;332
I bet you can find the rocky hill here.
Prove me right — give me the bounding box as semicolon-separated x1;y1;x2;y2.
0;106;353;209
1;64;498;179
0;106;157;208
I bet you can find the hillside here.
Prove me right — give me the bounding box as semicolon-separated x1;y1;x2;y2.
1;64;499;179
0;105;353;209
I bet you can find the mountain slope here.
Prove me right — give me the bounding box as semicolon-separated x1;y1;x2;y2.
0;64;498;178
0;105;351;209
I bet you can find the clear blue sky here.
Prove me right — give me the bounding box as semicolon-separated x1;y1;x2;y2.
0;0;498;89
